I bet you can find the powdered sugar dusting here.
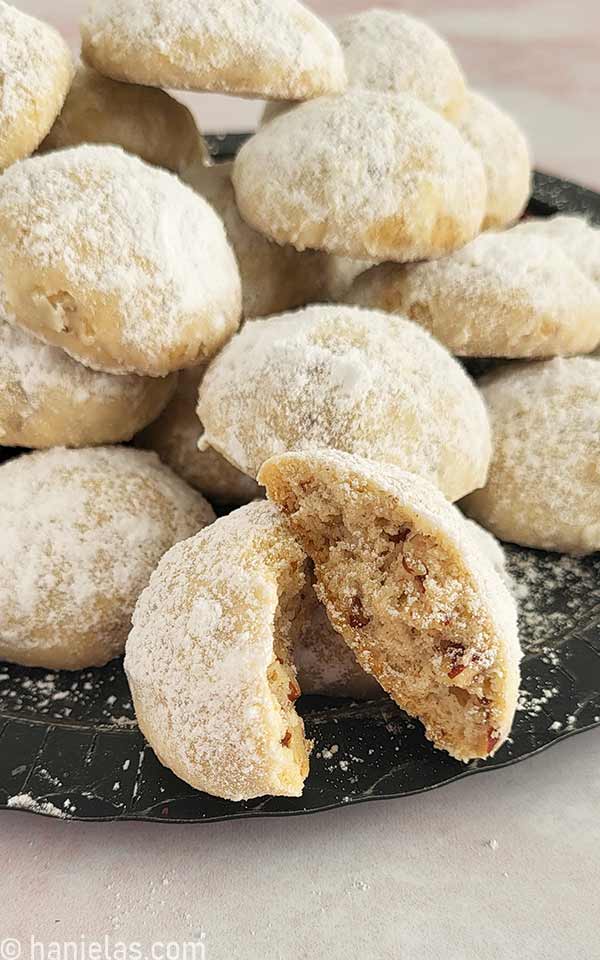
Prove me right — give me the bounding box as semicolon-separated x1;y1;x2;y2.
198;304;491;503
125;501;307;801
512;215;600;290
464;359;600;554
350;228;600;357
0;145;241;375
336;9;466;118
0;447;214;665
0;1;72;123
233;91;486;260
81;0;345;99
7;793;68;818
457;90;531;228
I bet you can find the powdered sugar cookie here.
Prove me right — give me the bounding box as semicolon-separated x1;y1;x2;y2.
0;447;215;670
81;0;345;100
260;450;521;762
197;305;491;502
512;215;600;290
185;161;325;318
136;367;261;507
42;64;208;173
262;9;465;126
337;9;466;119
348;229;600;357
0;146;241;376
0;2;74;171
457;91;531;229
125;501;311;800
0;316;177;449
462;358;600;554
234;91;487;261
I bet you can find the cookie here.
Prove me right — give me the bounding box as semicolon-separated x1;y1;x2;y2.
234;91;487;261
512;215;600;290
462;358;600;554
0;145;241;376
185;161;326;319
42;64;208;173
457;91;531;229
125;501;311;801
262;9;466;124
348;228;600;357
0;447;214;670
0;316;177;449
197;305;491;502
259;450;521;762
136;367;261;508
0;1;74;170
81;0;345;100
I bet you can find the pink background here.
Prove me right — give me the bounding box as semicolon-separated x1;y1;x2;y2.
16;0;600;189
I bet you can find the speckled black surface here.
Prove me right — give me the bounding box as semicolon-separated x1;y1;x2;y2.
0;140;598;822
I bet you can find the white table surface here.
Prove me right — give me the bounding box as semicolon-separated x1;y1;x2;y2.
3;2;600;954
3;732;599;956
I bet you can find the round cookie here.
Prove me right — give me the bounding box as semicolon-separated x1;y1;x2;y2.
136;367;261;508
337;9;466;119
0;2;74;171
233;91;487;261
512;215;600;290
125;501;311;801
184;161;326;318
0;316;177;448
0;145;241;376
348;229;600;357
457;91;531;229
462;358;600;555
259;450;521;762
41;64;208;173
81;0;345;100
262;9;466;126
197;305;492;503
0;447;215;670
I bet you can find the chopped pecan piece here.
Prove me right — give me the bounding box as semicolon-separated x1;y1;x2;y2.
348;595;370;629
288;679;301;703
386;526;411;544
281;730;292;748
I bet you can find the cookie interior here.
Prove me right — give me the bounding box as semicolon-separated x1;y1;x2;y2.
263;461;506;762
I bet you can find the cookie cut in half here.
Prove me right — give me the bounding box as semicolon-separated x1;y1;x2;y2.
462;358;600;555
0;145;241;376
348;228;600;358
0;1;74;170
197;305;492;503
42;64;208;173
259;450;521;762
125;502;312;801
81;0;346;100
233;91;487;261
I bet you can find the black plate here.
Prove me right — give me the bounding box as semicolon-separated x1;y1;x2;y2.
1;138;599;822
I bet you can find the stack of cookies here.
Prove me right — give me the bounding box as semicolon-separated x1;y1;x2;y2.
0;0;598;802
